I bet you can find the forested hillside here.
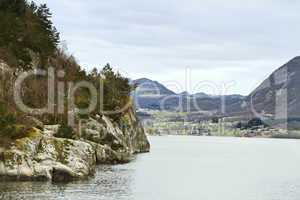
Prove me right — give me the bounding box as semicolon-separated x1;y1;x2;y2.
0;0;133;139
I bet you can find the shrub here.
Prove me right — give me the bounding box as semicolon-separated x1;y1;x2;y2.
0;121;28;140
211;117;219;124
54;124;76;139
235;122;243;129
247;118;266;128
235;118;268;130
0;102;22;139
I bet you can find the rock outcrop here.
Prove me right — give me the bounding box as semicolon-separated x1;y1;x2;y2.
0;128;96;182
0;111;150;182
227;56;300;129
81;110;150;156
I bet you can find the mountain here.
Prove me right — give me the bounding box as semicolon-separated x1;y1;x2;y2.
250;56;300;117
227;56;300;128
134;57;300;130
192;92;211;98
180;91;190;96
132;78;176;96
132;78;244;112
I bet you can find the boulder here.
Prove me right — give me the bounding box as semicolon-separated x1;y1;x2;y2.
88;142;132;164
0;128;96;182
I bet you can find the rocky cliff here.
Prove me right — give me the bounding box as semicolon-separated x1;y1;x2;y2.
248;56;300;118
0;109;150;182
227;56;300;128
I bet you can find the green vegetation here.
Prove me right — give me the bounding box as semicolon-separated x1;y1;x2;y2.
0;0;59;69
0;0;134;139
0;102;27;139
88;64;133;122
211;117;219;124
54;124;75;139
235;118;268;130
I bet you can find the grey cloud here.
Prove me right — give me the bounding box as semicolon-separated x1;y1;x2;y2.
34;0;300;95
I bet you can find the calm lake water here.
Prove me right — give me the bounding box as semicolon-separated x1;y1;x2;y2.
1;136;300;200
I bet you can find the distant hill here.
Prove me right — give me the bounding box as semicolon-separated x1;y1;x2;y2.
192;92;211;99
134;55;300;121
134;56;300;130
132;78;176;96
132;78;244;112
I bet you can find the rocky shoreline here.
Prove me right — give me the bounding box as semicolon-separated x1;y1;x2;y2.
0;110;150;182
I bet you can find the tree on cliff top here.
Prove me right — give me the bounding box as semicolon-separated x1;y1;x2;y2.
87;64;133;122
0;0;59;69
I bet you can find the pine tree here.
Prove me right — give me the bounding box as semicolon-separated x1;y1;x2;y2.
0;0;60;69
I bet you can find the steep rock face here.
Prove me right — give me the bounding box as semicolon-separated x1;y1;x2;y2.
0;112;150;182
81;108;150;162
227;56;300;129
35;136;96;182
0;128;96;182
246;57;300;117
122;108;150;153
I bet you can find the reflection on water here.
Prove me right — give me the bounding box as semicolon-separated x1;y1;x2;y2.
1;136;300;200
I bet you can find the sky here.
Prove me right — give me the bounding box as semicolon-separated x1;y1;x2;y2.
35;0;300;95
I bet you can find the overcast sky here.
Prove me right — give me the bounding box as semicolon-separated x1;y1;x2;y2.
35;0;300;95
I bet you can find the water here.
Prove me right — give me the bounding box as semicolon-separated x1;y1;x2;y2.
1;136;300;200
